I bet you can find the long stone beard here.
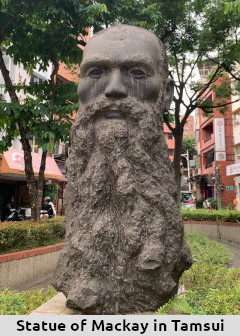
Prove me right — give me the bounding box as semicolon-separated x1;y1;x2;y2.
53;96;192;314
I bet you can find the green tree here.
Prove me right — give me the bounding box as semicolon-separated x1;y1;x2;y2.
182;137;197;160
106;0;240;201
164;0;240;198
0;0;107;221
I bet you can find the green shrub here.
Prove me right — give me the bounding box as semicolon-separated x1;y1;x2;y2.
0;287;57;315
196;199;203;209
155;296;194;315
181;208;240;223
207;197;217;209
183;265;240;314
198;285;240;315
0;217;65;254
156;232;238;315
180;264;239;291
43;183;60;203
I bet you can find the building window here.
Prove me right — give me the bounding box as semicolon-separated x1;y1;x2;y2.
30;74;43;84
55;142;69;157
168;134;173;140
203;123;213;143
234;114;240;124
168;149;174;156
205;150;214;168
235;146;240;162
29;136;39;153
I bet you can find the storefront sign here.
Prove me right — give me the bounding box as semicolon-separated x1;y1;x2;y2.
215;151;226;161
226;162;240;176
215;118;225;152
0;148;63;180
226;186;233;191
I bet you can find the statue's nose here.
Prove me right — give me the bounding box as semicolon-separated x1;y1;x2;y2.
105;69;128;98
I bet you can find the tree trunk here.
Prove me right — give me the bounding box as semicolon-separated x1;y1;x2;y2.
172;127;184;204
0;49;18;101
35;150;47;221
20;146;47;223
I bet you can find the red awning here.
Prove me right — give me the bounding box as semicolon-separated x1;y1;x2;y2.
0;148;63;181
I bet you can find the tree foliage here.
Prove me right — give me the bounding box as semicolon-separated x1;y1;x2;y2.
1;0;240;209
0;81;78;153
224;0;240;14
105;0;240;198
0;0;107;221
182;136;197;160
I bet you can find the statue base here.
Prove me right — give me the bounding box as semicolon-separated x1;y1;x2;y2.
30;293;154;315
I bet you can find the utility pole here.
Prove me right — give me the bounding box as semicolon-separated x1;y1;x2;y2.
215;162;221;210
187;150;191;192
181;151;191;192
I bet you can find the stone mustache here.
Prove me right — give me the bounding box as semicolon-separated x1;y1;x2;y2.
53;25;192;314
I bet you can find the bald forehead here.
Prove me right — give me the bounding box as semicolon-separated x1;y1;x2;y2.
85;27;162;53
81;27;164;74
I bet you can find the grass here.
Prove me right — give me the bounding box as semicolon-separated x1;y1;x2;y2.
185;231;231;266
155;232;240;315
0;287;57;315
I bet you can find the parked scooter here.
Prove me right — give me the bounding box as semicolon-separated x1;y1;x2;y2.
6;208;27;221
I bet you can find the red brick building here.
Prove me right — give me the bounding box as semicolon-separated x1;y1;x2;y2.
193;75;236;206
181;115;194;138
164;124;175;161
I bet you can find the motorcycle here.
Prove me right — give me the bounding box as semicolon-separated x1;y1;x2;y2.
6;208;28;221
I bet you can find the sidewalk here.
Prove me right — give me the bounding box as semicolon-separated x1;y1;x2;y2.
18;272;55;292
217;240;240;268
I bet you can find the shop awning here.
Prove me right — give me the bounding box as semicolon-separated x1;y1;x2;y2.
0;148;63;181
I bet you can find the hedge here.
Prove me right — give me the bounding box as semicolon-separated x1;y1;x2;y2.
181;209;240;223
0;217;65;254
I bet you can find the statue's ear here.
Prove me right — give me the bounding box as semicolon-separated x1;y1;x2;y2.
163;78;174;112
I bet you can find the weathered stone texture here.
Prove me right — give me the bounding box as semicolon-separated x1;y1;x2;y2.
53;25;192;314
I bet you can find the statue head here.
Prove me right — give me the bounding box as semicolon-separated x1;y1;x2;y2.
74;25;175;170
53;25;192;315
78;24;173;113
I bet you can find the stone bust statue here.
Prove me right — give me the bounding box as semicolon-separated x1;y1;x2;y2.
53;25;192;314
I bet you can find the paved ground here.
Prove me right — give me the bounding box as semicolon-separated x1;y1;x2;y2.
18;272;55;292
19;239;240;292
217;240;240;268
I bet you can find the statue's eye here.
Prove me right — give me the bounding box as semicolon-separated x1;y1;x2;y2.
129;68;147;78
88;68;103;78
